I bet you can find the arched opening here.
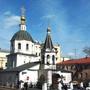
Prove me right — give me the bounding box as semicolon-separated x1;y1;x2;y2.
47;55;50;59
26;44;29;50
52;55;55;64
47;55;50;64
18;43;21;49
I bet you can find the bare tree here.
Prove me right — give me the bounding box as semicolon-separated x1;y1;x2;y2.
83;47;90;56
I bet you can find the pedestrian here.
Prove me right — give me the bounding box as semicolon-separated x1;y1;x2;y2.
24;82;28;90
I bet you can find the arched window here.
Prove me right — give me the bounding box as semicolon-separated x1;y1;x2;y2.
47;55;50;64
18;43;21;49
39;74;46;83
26;44;29;50
52;55;55;64
36;53;37;56
47;55;50;59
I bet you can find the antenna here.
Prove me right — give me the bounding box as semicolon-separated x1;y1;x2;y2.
74;48;77;59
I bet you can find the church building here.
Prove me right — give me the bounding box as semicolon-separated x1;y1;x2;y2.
0;7;72;89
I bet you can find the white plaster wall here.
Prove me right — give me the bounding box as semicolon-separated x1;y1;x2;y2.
0;51;9;69
14;40;34;54
34;44;41;55
19;69;38;84
47;70;52;86
34;43;41;60
57;71;72;84
16;54;38;67
61;73;72;84
54;44;61;63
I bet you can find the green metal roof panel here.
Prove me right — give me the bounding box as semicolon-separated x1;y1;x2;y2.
11;30;34;42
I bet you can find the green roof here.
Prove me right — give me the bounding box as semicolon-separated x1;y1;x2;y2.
11;30;34;42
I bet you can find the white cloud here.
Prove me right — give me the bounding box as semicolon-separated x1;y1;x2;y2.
0;11;20;30
0;11;20;49
3;15;20;29
68;52;75;56
41;14;56;20
3;11;11;16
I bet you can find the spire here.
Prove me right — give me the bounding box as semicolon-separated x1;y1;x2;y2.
47;19;51;34
47;26;51;34
43;26;53;51
20;6;26;31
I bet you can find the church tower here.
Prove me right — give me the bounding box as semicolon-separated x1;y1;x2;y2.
7;7;39;68
41;26;56;65
38;26;56;88
10;7;34;54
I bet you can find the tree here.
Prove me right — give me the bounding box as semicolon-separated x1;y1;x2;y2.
83;47;90;56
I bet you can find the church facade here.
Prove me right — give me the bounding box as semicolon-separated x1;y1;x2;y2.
0;8;72;89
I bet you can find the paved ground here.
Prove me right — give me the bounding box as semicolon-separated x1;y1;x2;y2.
0;86;17;90
0;87;41;90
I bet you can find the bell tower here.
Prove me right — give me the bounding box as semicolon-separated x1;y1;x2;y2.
41;26;56;65
39;26;56;88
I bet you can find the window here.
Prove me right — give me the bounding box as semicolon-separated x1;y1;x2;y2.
36;53;37;56
52;55;55;65
24;61;25;63
39;53;40;56
47;55;50;59
18;43;21;49
26;44;29;50
47;55;50;64
22;72;27;75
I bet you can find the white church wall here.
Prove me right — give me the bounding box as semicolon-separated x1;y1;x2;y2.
61;72;72;84
57;71;72;84
54;44;61;63
34;44;41;55
16;54;39;67
14;40;34;54
19;69;38;85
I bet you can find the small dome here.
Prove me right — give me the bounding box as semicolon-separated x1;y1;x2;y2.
47;27;51;32
11;30;34;42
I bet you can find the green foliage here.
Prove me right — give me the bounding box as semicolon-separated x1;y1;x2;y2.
83;47;90;56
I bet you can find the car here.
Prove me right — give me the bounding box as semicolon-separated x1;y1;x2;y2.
86;87;90;90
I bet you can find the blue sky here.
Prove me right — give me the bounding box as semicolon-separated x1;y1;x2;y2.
0;0;90;58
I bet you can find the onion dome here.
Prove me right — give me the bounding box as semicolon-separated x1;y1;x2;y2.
11;7;34;42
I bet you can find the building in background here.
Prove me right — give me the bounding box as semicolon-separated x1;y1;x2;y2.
0;49;9;69
0;7;72;88
54;44;61;63
57;57;90;83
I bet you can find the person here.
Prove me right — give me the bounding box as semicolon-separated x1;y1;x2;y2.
63;84;67;90
24;82;28;90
